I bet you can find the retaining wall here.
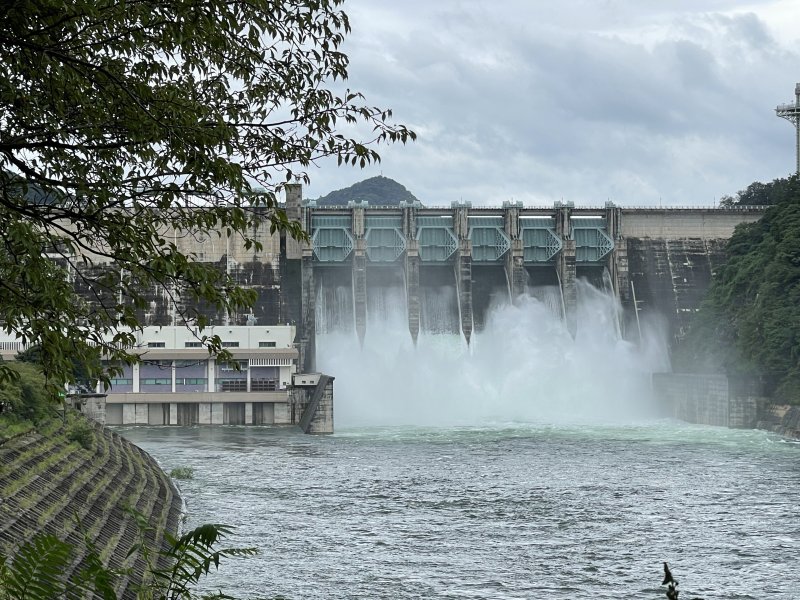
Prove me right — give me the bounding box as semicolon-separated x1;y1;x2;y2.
652;373;759;428
0;418;182;598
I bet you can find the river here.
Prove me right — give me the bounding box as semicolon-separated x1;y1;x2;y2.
120;422;800;599
123;283;799;598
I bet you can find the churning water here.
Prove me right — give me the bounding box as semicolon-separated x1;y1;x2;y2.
119;279;800;598
122;424;800;599
317;278;669;427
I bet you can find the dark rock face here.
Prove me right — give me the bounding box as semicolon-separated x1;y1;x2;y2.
777;406;800;438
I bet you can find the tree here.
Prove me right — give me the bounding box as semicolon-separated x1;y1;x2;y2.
677;175;800;403
0;0;415;395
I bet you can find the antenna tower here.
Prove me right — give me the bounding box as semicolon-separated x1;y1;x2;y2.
775;83;800;175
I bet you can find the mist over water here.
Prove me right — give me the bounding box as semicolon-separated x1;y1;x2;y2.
317;277;670;427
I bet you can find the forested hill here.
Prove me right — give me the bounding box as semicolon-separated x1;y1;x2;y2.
676;175;800;403
315;176;419;206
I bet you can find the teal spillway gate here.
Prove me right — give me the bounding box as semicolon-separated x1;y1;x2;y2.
311;215;354;262
365;216;406;263
417;216;457;262
572;217;614;262
468;216;510;262
519;217;562;263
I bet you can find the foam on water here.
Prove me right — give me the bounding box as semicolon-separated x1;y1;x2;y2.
317;278;670;427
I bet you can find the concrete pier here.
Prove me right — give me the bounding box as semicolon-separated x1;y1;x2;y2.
405;244;421;344
352;204;367;346
555;205;577;336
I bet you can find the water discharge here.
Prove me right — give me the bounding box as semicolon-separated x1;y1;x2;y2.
317;278;670;427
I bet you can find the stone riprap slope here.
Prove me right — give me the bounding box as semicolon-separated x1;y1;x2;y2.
0;420;181;598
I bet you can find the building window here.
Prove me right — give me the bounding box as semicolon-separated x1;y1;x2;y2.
176;359;203;368
110;378;133;385
176;378;207;386
220;360;248;371
258;341;276;348
143;360;172;368
184;341;203;348
251;379;277;392
141;378;171;385
147;342;166;348
221;341;240;348
219;379;247;392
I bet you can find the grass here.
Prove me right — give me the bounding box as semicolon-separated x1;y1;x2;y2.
0;413;35;443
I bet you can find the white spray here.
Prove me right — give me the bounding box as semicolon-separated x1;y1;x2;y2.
316;278;670;427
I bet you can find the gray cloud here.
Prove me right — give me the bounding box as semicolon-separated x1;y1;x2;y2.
304;1;800;207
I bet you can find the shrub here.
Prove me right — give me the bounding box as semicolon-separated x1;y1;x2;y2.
67;419;95;450
169;467;194;480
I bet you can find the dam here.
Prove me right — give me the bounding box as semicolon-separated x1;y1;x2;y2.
281;185;765;373
0;188;765;430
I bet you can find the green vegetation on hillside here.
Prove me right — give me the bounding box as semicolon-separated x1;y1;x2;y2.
0;362;53;440
316;176;420;206
676;175;800;403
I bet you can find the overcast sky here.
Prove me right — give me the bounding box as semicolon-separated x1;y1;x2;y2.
302;0;800;207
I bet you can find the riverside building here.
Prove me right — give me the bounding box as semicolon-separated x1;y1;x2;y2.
0;325;300;426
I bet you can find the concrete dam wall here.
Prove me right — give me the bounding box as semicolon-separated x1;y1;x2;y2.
64;187;765;368
0;418;182;597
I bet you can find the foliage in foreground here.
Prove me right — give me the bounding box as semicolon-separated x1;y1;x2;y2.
0;0;415;397
676;175;800;403
0;515;257;600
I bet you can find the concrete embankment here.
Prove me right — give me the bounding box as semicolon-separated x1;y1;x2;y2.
652;373;760;428
0;417;182;597
652;372;800;439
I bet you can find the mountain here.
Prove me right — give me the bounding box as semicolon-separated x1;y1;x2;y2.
315;176;420;206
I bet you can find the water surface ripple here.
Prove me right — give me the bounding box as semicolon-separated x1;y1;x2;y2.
120;423;800;599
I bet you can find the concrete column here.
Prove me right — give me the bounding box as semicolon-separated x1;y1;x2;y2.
453;204;473;345
605;204;629;336
351;204;367;347
132;363;140;393
300;250;316;372
353;251;367;347
405;241;420;345
134;404;148;424
171;360;176;393
199;403;211;424
503;202;526;301
308;377;335;434
245;402;254;425
402;205;420;345
169;403;178;425
123;403;136;425
274;402;291;424
285;183;303;222
556;205;577;337
208;358;216;392
211;402;224;424
246;360;251;392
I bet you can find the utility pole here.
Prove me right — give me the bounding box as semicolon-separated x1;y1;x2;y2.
775;83;800;175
